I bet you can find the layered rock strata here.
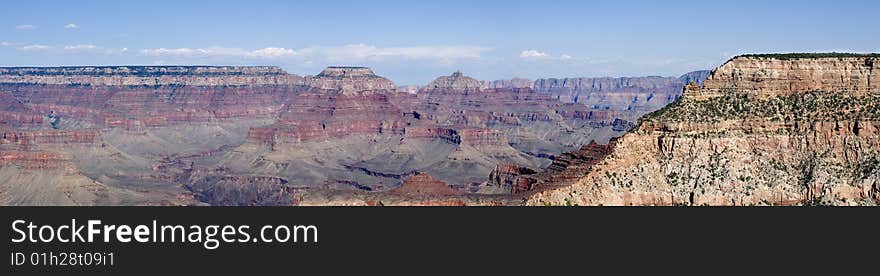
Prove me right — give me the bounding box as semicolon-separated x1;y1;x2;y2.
528;54;880;206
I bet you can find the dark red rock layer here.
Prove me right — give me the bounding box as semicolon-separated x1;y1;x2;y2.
1;129;98;150
2;84;310;128
0;92;43;127
247;92;407;144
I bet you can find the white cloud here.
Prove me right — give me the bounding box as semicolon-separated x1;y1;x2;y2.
63;44;97;51
520;50;578;61
520;50;548;58
140;47;297;59
15;24;36;30
1;42;16;47
64;23;79;30
250;47;296;58
140;48;207;56
139;44;488;62
18;44;51;51
299;44;488;61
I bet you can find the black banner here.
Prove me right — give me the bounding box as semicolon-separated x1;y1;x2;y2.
2;207;877;275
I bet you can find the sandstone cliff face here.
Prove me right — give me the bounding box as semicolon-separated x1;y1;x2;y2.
701;56;878;99
528;55;880;206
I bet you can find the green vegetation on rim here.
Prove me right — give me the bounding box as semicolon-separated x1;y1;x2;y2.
642;90;880;132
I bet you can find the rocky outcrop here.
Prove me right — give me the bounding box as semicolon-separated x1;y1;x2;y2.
305;67;396;94
485;141;614;194
423;71;483;92
487;164;538;194
186;175;297;206
528;54;880;206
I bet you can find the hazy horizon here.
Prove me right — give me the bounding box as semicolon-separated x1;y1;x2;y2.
2;0;878;84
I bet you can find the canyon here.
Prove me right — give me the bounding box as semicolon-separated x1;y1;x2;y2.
0;65;699;205
6;54;875;206
8;54;875;206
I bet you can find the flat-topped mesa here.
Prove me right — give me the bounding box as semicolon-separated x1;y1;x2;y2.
306;66;396;95
0;66;287;76
0;66;304;86
484;78;534;89
696;53;879;99
316;67;378;78
422;71;484;92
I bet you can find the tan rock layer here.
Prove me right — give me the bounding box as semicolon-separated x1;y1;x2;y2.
701;57;878;98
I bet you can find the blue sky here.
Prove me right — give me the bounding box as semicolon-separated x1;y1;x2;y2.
1;0;878;84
